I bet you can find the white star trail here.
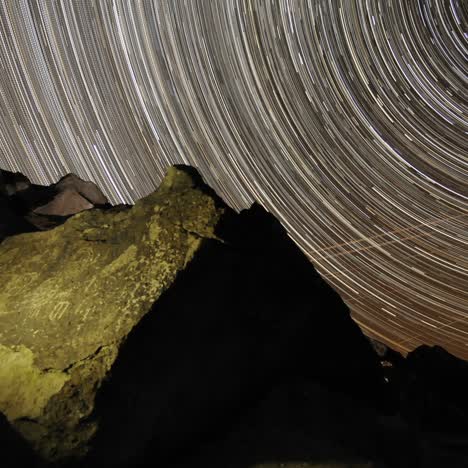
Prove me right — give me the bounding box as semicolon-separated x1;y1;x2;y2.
0;0;467;358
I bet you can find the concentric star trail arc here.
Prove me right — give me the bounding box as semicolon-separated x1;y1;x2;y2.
0;0;467;358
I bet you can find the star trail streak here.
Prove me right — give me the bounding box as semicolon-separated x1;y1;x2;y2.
0;0;467;358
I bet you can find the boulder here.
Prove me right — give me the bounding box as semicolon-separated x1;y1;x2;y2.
55;174;108;206
0;165;226;462
0;165;385;466
400;345;468;433
33;188;94;216
33;174;109;217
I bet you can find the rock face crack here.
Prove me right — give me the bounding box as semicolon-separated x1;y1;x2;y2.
180;224;227;244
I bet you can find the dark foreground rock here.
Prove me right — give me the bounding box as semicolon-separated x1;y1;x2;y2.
0;412;42;468
399;345;468;433
0;165;467;468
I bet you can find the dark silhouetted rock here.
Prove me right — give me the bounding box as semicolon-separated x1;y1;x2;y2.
0;169;31;196
0;411;42;468
400;345;468;434
0;195;37;242
0;170;37;241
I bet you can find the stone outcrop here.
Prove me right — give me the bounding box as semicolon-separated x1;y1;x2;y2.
33;174;109;216
55;174;108;206
399;345;468;433
0;170;31;196
33;188;94;216
0;165;226;461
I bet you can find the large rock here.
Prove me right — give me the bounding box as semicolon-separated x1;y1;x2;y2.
33;174;109;217
33;188;94;216
85;197;387;467
0;165;225;461
55;174;108;206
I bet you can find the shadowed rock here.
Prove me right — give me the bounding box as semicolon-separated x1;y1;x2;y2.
0;170;31;196
400;345;468;433
0;411;42;468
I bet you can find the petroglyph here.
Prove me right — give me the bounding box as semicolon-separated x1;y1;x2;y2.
3;272;40;297
49;301;71;321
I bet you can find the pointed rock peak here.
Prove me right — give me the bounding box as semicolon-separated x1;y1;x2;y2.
216;201;288;248
56;173;82;184
154;165;230;211
33;188;94;217
159;165;205;192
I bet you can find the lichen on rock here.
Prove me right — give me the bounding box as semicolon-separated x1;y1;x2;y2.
0;344;69;420
0;165;225;461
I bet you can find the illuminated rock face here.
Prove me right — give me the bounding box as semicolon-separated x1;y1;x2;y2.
0;166;225;461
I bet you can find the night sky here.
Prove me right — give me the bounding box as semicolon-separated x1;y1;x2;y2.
0;1;467;359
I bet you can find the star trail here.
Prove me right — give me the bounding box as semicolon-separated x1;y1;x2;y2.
0;0;467;358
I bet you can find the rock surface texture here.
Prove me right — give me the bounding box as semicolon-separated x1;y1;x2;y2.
0;166;224;461
0;165;467;468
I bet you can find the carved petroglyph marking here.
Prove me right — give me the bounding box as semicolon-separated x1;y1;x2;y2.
81;305;97;322
83;276;98;295
3;272;40;297
49;301;71;321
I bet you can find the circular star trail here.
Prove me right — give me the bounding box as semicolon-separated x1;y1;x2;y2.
0;1;467;358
